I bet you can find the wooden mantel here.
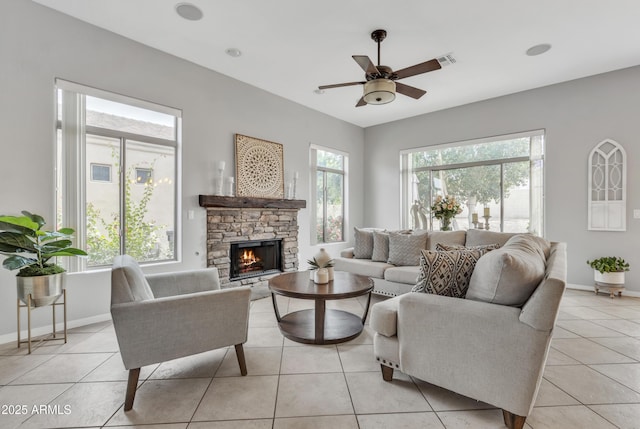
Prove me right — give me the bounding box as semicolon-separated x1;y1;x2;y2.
199;195;306;209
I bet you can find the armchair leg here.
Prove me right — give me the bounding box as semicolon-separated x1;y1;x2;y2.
124;368;141;411
502;409;526;429
235;344;248;376
381;364;394;382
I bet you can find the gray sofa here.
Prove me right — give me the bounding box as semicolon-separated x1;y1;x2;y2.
335;229;517;296
369;236;567;429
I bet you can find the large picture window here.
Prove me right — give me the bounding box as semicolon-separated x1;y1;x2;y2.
311;146;347;244
401;131;544;235
56;79;180;269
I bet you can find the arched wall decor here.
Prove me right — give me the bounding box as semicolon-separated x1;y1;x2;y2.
588;139;626;231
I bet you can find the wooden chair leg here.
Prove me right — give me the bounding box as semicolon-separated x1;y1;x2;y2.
502;409;526;429
235;344;248;376
124;368;141;411
381;364;394;381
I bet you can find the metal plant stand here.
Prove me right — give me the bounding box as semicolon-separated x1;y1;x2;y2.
17;289;67;354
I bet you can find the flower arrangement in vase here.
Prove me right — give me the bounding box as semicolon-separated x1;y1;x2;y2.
430;195;463;231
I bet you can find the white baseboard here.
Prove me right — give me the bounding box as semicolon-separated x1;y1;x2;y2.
0;313;112;346
567;283;640;298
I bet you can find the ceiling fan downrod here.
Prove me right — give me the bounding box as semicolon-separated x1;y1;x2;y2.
371;29;387;67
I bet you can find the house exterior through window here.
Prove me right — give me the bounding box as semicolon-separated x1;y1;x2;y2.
310;145;348;244
55;79;181;270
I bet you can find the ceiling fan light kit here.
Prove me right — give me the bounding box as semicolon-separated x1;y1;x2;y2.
363;79;396;104
318;29;443;107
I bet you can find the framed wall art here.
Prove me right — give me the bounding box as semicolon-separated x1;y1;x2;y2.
234;134;284;199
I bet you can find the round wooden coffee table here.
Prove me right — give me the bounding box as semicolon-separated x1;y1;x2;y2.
269;271;374;345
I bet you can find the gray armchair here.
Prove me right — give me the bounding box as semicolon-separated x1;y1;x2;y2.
371;242;566;429
110;255;251;410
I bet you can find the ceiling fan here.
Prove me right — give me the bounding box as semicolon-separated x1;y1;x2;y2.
319;29;442;107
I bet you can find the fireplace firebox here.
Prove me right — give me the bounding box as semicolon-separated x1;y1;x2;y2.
230;239;282;280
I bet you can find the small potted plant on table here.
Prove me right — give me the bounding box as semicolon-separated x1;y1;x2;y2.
587;256;630;299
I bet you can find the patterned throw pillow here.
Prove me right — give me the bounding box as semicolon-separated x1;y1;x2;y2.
411;248;490;297
371;230;390;262
387;232;428;266
353;227;375;259
435;243;501;251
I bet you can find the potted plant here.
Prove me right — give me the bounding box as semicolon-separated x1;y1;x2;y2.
307;248;335;282
587;256;630;298
0;211;87;307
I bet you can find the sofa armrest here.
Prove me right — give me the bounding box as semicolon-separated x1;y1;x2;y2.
340;247;355;258
370;296;402;337
146;268;221;298
111;286;250;369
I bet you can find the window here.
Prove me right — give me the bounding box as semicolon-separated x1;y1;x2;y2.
90;163;112;182
401;131;544;235
311;146;347;243
56;79;180;269
135;168;153;185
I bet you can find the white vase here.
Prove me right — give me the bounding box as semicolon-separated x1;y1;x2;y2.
327;266;334;281
309;269;316;280
314;248;331;268
314;268;329;284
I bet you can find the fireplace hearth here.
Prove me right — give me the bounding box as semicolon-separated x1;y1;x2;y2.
230;240;282;280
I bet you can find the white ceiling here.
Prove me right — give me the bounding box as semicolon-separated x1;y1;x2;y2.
33;0;640;128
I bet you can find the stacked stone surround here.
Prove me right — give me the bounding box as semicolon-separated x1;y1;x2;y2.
205;207;300;289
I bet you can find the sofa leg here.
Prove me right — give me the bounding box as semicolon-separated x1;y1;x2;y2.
235;343;248;376
502;409;526;429
124;368;140;411
381;364;394;381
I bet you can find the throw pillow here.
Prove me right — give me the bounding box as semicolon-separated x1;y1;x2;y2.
436;243;501;251
371;230;390;262
353;227;375;259
466;234;550;307
427;230;466;250
411;248;489;297
387;231;428;266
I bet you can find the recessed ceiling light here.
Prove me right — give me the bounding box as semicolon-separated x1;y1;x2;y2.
526;43;552;56
225;48;242;58
175;3;203;21
314;89;325;95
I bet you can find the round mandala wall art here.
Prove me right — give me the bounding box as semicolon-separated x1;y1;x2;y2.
235;134;284;198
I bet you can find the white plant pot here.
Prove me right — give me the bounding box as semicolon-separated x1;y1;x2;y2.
594;270;625;285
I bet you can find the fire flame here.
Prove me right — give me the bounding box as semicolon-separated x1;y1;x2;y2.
240;249;259;267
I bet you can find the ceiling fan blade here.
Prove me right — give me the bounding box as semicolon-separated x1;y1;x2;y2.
356;97;367;107
319;81;365;90
394;58;441;80
395;82;427;99
352;55;380;75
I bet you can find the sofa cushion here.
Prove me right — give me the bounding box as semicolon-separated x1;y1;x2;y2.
384;266;421;285
334;257;393;279
465;229;517;248
412;248;490;297
427;230;467;250
371;230;390;262
388;231;428;266
353;227;380;259
466;234;550;306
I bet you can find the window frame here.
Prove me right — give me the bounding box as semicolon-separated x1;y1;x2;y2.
55;79;182;271
400;130;544;234
89;163;112;183
310;144;349;245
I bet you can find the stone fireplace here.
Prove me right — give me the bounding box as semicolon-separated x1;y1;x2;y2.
199;195;306;289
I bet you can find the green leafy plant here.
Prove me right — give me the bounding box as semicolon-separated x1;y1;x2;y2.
0;211;87;276
587;256;630;274
307;257;334;270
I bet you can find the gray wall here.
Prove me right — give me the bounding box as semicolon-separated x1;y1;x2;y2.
0;0;364;337
364;66;640;291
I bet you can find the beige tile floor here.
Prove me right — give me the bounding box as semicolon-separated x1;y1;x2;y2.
1;288;640;428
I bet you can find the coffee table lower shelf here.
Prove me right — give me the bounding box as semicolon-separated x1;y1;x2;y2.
278;309;364;345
